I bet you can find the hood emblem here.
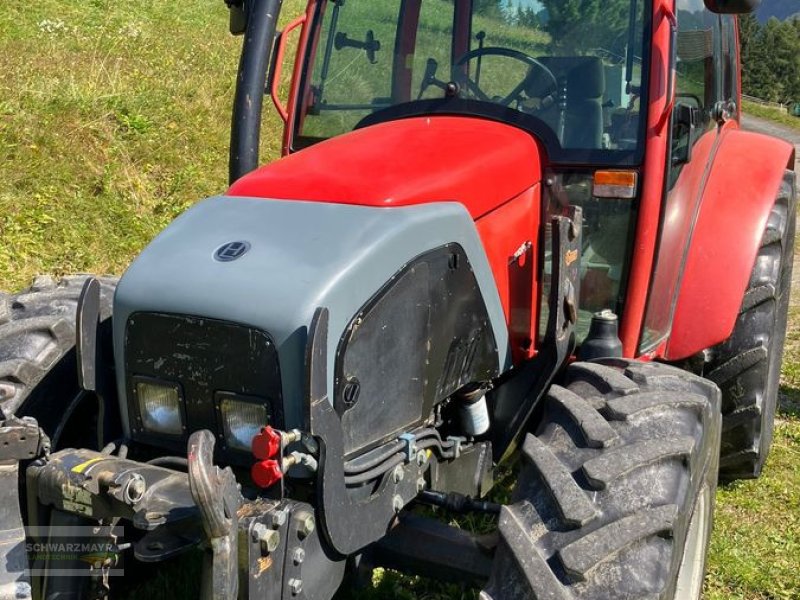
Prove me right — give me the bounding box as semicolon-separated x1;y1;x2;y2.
214;241;251;262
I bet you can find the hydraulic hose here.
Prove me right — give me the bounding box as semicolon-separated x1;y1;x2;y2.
344;454;406;487
343;428;440;475
343;441;406;475
343;431;466;487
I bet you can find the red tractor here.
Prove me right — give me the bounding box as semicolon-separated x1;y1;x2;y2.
0;0;795;598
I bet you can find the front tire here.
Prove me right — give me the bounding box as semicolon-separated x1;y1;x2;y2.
483;360;721;600
0;275;116;443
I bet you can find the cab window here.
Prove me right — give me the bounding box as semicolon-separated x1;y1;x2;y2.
296;0;650;164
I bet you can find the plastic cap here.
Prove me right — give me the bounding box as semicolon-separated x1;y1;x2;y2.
251;459;283;488
252;425;281;460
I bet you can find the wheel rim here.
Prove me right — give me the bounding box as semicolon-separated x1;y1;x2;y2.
675;482;712;599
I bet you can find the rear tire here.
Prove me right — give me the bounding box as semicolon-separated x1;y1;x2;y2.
706;171;796;480
482;360;721;600
0;275;116;444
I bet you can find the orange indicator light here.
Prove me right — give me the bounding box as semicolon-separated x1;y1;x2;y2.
593;170;638;199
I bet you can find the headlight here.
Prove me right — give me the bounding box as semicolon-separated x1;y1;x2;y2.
217;393;269;452
135;379;184;436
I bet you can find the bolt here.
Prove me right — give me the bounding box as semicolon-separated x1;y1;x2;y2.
145;511;165;523
296;513;315;539
416;450;427;467
392;495;404;514
292;547;305;565
124;475;146;504
392;465;405;484
416;478;426;493
251;523;269;543
288;578;303;595
270;509;288;529
252;523;280;554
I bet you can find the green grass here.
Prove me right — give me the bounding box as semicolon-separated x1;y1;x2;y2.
0;0;282;288
742;100;800;132
1;2;800;599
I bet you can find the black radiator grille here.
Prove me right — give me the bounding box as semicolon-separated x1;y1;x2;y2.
124;313;282;458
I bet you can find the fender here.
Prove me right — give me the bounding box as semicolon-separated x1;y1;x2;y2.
665;129;795;360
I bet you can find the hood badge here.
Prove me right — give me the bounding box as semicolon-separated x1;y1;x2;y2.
214;241;251;262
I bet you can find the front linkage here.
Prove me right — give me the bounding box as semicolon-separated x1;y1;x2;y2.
25;431;340;600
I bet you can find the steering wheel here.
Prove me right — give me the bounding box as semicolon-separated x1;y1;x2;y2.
454;47;559;108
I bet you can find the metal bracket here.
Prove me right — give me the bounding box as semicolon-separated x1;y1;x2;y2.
236;500;289;599
0;416;49;600
398;433;416;463
490;207;582;461
75;277;121;450
76;277;101;393
0;416;48;462
306;309;424;557
188;430;241;600
368;513;495;586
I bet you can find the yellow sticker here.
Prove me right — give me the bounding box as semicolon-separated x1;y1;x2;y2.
565;249;579;267
71;456;105;474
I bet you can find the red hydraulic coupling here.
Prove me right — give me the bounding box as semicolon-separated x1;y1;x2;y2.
252;425;282;460
251;426;316;489
251;425;284;488
251;458;284;488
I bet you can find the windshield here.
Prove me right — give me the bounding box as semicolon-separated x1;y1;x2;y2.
294;0;649;164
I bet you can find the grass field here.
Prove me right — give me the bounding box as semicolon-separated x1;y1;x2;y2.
1;1;799;598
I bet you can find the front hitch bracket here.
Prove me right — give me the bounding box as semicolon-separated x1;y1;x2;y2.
0;416;49;600
490;206;583;461
306;309;426;557
188;430;241;600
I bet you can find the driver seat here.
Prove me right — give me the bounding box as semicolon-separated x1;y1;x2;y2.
538;56;605;149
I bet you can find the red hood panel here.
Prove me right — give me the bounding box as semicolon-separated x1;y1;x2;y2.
228;117;542;219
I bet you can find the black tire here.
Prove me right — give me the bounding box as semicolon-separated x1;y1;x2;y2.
705;171;797;480
482;360;721;600
0;275;116;444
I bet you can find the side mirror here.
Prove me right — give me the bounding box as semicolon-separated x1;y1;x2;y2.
704;0;761;14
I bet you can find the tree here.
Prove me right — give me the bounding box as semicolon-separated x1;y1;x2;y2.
739;15;800;104
466;0;504;19
539;0;633;53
